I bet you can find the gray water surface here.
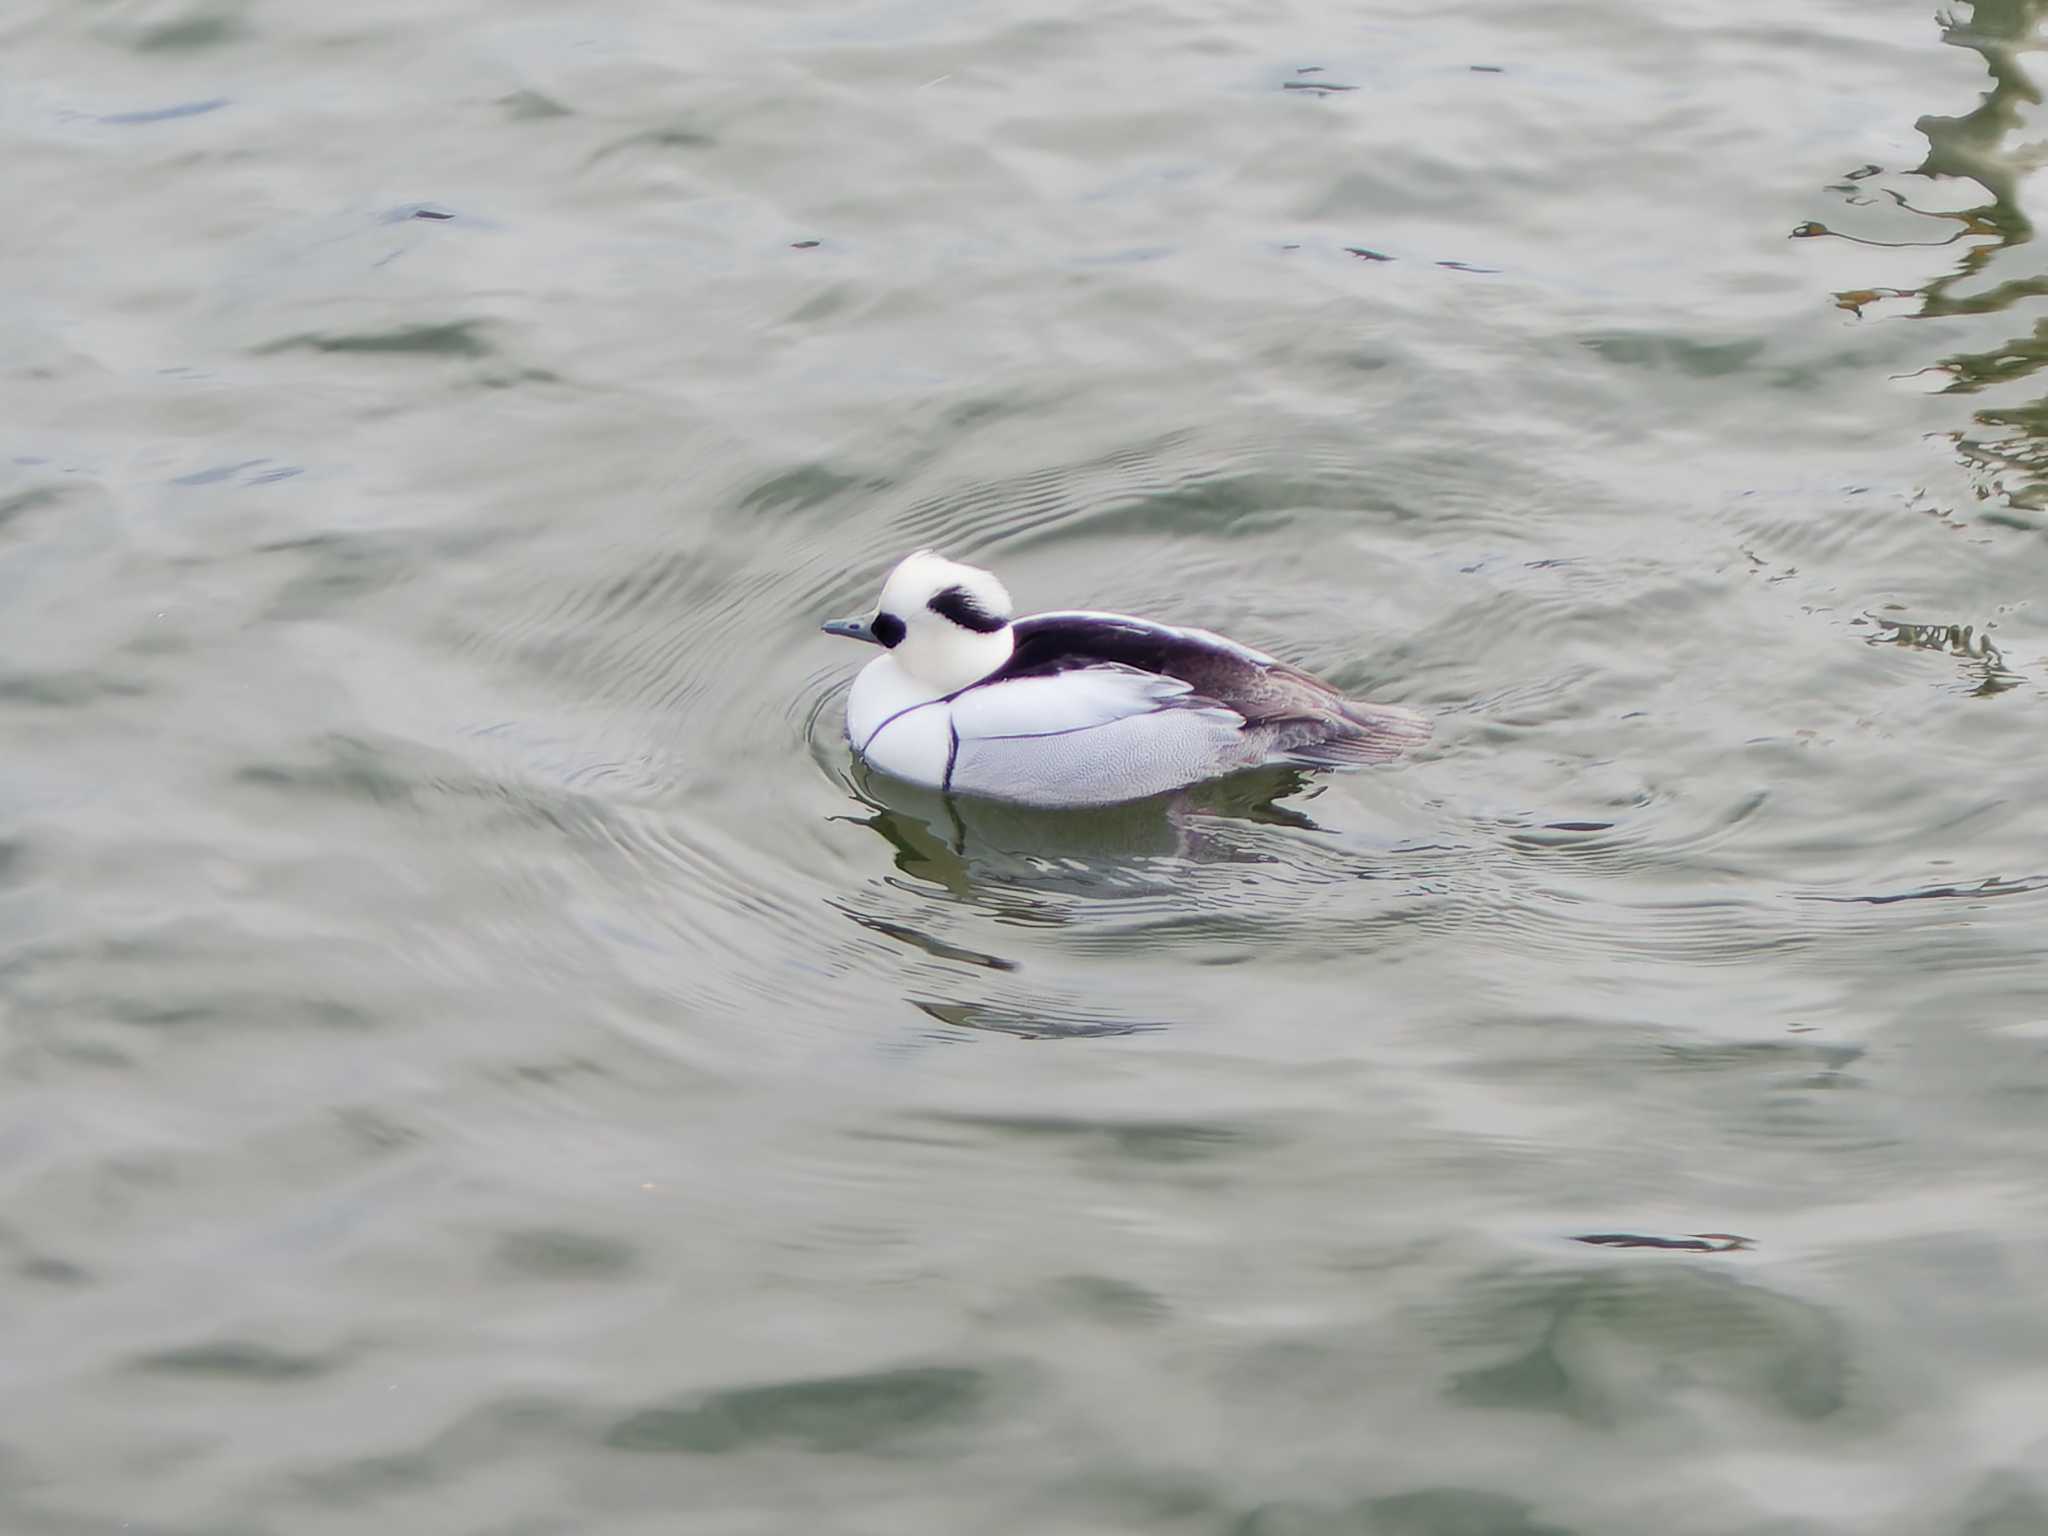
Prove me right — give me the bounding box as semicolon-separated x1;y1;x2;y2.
8;2;2048;1532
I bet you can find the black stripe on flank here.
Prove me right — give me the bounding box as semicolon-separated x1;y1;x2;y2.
928;585;1007;634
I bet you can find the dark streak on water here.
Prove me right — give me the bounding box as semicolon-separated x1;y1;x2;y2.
97;96;230;125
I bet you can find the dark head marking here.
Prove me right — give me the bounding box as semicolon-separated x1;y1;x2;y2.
871;611;907;648
928;584;1007;634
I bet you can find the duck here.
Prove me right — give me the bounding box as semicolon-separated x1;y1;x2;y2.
821;550;1430;807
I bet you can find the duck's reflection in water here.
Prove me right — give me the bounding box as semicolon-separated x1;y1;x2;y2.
843;761;1325;903
829;765;1332;1041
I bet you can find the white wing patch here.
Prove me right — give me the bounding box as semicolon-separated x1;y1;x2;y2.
950;665;1234;741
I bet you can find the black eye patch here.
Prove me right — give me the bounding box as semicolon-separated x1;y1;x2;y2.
927;584;1007;634
872;612;907;648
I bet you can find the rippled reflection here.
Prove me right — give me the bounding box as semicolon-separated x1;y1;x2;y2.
1862;610;2020;695
841;763;1325;892
1810;2;2048;507
825;768;1340;1038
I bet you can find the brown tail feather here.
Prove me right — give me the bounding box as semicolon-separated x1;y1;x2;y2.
1278;700;1431;767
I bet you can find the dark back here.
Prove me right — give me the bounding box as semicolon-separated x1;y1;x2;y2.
987;613;1342;726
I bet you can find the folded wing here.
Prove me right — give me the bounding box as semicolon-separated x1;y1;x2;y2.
944;611;1428;803
999;611;1430;762
945;663;1255;805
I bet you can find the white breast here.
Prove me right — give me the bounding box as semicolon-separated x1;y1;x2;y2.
845;654;953;787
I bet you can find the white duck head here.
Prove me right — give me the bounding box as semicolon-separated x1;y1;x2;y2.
822;549;1015;694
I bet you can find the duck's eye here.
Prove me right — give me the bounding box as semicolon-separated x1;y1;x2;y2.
872;612;907;648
